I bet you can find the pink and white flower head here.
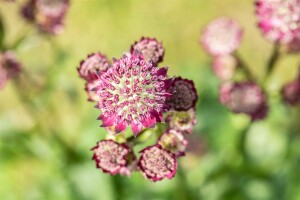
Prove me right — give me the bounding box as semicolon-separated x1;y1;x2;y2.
201;17;243;56
281;79;300;105
166;109;197;134
212;55;237;81
78;53;111;82
95;51;172;135
138;144;177;182
130;37;164;65
158;129;188;157
167;77;198;111
256;0;300;44
220;82;268;120
92;140;131;175
21;0;69;35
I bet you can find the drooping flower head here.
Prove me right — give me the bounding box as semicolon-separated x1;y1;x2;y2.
281;79;300;105
130;37;164;65
201;17;243;56
138;145;177;182
167;77;198;111
166;109;197;134
95;52;172;135
158;129;188;157
92;140;131;175
256;0;300;44
220;82;268;120
21;0;69;34
212;55;237;81
78;52;111;81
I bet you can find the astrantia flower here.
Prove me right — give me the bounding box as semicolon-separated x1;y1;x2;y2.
92;140;130;175
130;37;164;65
201;17;243;56
220;82;268;120
166;77;198;111
21;0;69;35
281;79;300;105
95;52;172;135
138;145;177;182
78;53;111;81
256;0;300;44
166;109;197;134
212;55;237;81
158;129;188;157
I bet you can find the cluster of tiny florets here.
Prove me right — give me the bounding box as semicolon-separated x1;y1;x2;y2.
92;140;130;175
130;37;164;65
201;17;243;56
78;52;111;101
220;82;268;120
256;0;300;44
21;0;69;34
137;145;177;182
167;77;198;111
95;52;172;135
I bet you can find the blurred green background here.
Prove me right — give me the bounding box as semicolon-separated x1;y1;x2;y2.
1;0;300;200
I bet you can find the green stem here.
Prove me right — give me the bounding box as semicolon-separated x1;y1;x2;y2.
234;52;256;81
238;123;252;162
265;43;280;80
176;164;197;200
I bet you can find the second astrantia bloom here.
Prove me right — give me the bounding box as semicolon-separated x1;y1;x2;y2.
95;52;172;135
220;82;268;120
201;17;243;56
92;140;130;175
167;77;198;111
130;37;164;65
256;0;300;44
138;145;177;182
